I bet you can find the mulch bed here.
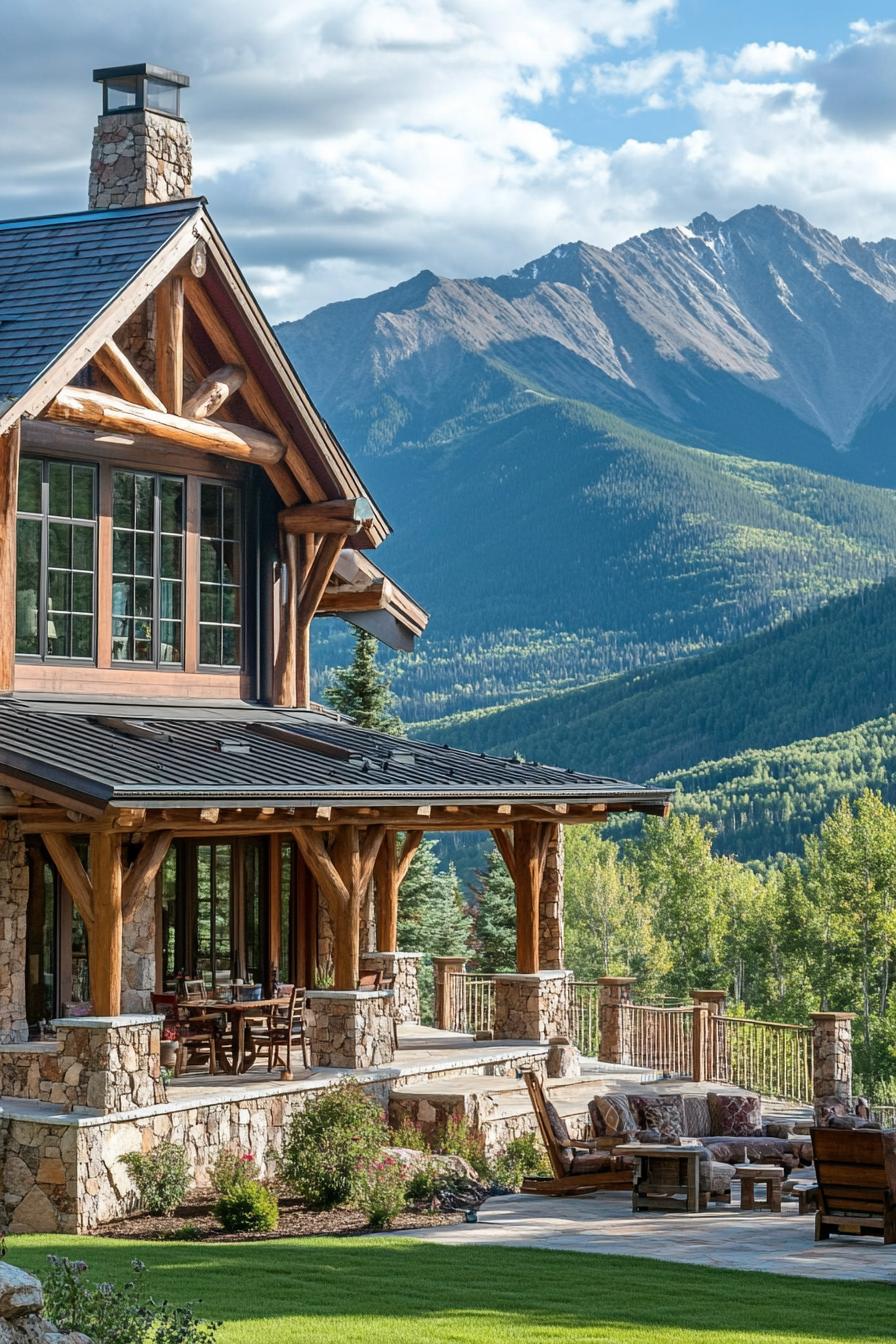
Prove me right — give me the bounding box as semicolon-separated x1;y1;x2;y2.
91;1196;465;1242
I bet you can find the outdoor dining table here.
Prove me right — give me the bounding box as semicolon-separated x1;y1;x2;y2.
196;997;289;1075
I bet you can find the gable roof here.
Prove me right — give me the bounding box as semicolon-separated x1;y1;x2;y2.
0;199;201;410
0;698;672;814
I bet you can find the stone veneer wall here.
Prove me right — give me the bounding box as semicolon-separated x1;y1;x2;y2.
0;821;28;1044
492;971;572;1042
89;110;192;208
811;1011;855;1114
539;827;565;971
121;893;156;1015
0;1020;166;1114
0;1261;90;1342
306;990;395;1068
360;952;422;1024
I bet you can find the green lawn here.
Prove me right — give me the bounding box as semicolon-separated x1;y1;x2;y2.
8;1235;895;1344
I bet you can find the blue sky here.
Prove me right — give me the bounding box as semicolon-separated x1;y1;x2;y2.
1;2;895;318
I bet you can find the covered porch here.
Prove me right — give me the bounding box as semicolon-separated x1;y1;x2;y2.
0;696;671;1068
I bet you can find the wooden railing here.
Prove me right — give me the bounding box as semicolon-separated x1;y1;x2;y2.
619;1002;694;1075
707;1015;813;1103
446;972;495;1035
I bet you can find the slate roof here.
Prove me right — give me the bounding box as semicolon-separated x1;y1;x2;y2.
0;199;201;407
0;698;671;813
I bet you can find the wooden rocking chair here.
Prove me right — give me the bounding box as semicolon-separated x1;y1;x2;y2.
522;1071;632;1196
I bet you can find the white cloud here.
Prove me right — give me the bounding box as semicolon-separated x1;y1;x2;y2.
3;4;896;320
732;41;815;76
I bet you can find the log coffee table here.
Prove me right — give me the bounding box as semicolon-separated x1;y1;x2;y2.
615;1143;704;1213
736;1164;785;1212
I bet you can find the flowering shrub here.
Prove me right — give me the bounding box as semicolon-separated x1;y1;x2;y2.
280;1081;387;1209
41;1256;218;1344
493;1133;551;1190
405;1159;449;1206
353;1156;408;1228
389;1117;430;1151
210;1148;260;1197
120;1142;190;1216
214;1181;279;1233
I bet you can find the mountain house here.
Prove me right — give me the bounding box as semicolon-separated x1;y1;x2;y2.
0;63;669;1233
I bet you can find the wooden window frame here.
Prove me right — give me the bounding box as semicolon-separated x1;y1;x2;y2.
110;467;186;670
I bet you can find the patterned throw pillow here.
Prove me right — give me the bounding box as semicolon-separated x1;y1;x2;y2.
592;1093;638;1139
544;1099;574;1168
625;1093;659;1128
707;1091;763;1138
640;1094;685;1140
683;1094;712;1138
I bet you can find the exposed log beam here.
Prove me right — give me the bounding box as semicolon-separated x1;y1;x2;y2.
0;424;20;693
272;529;299;709
359;824;387;894
41;832;94;932
155;274;185;414
513;820;547;975
490;827;515;875
92;339;165;412
44;387;285;467
184;276;322;503
122;830;174;920
279;498;374;537
297;534;346;629
318;580;392;613
397;831;424;884
183;364;245;420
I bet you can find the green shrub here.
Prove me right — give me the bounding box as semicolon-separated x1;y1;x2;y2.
210;1148;260;1197
214;1181;279;1233
434;1114;490;1179
280;1081;388;1209
389;1116;430;1151
120;1142;190;1216
42;1255;218;1344
405;1159;449;1205
493;1133;551;1190
354;1156;408;1229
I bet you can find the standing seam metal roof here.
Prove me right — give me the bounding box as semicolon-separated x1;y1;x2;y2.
0;200;201;403
0;699;671;811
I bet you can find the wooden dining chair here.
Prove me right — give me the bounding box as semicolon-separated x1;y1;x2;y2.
151;992;219;1077
251;986;309;1072
358;971;382;989
379;973;400;1050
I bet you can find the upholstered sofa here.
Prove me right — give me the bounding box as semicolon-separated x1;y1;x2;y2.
588;1090;811;1171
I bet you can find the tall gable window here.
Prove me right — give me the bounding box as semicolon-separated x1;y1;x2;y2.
112;471;184;665
199;481;242;667
15;457;97;660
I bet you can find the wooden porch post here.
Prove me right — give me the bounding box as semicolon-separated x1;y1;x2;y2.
374;831;423;952
491;821;552;974
294;825;386;990
89;832;124;1016
0;423;21;694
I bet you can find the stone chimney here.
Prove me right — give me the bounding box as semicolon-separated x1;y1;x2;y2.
89;63;191;209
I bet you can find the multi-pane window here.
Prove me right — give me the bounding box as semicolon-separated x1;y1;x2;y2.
112;471;184;664
15;457;97;660
199;482;242;667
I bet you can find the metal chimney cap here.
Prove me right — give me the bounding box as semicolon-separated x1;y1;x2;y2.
93;63;190;87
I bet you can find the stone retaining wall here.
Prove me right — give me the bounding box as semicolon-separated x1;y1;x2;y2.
0;821;28;1044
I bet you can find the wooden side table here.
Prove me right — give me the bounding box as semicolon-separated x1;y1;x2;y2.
615;1143;704;1213
736;1164;785;1212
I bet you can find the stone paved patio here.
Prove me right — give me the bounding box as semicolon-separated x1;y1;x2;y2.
386;1188;896;1283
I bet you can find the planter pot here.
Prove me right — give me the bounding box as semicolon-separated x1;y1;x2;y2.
160;1040;179;1069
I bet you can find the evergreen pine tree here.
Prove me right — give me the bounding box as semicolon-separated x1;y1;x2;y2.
470;845;516;971
324;629;402;733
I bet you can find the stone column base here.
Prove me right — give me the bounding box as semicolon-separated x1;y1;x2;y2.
493;971;572;1042
306;990;395;1068
360;951;422;1024
50;1015;165;1112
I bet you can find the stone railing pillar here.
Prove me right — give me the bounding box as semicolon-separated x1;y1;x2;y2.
597;976;636;1064
493;970;572;1042
691;989;727;1081
810;1011;855;1113
306;989;394;1068
360;951;423;1024
432;956;467;1030
50;1015;165;1112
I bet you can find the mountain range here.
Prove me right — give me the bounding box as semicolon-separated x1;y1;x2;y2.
278;205;896;857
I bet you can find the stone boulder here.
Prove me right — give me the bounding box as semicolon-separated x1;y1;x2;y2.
0;1261;92;1343
383;1146;479;1185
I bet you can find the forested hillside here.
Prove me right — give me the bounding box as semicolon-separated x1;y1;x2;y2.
428;579;896;782
653;715;896;861
312;400;896;722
